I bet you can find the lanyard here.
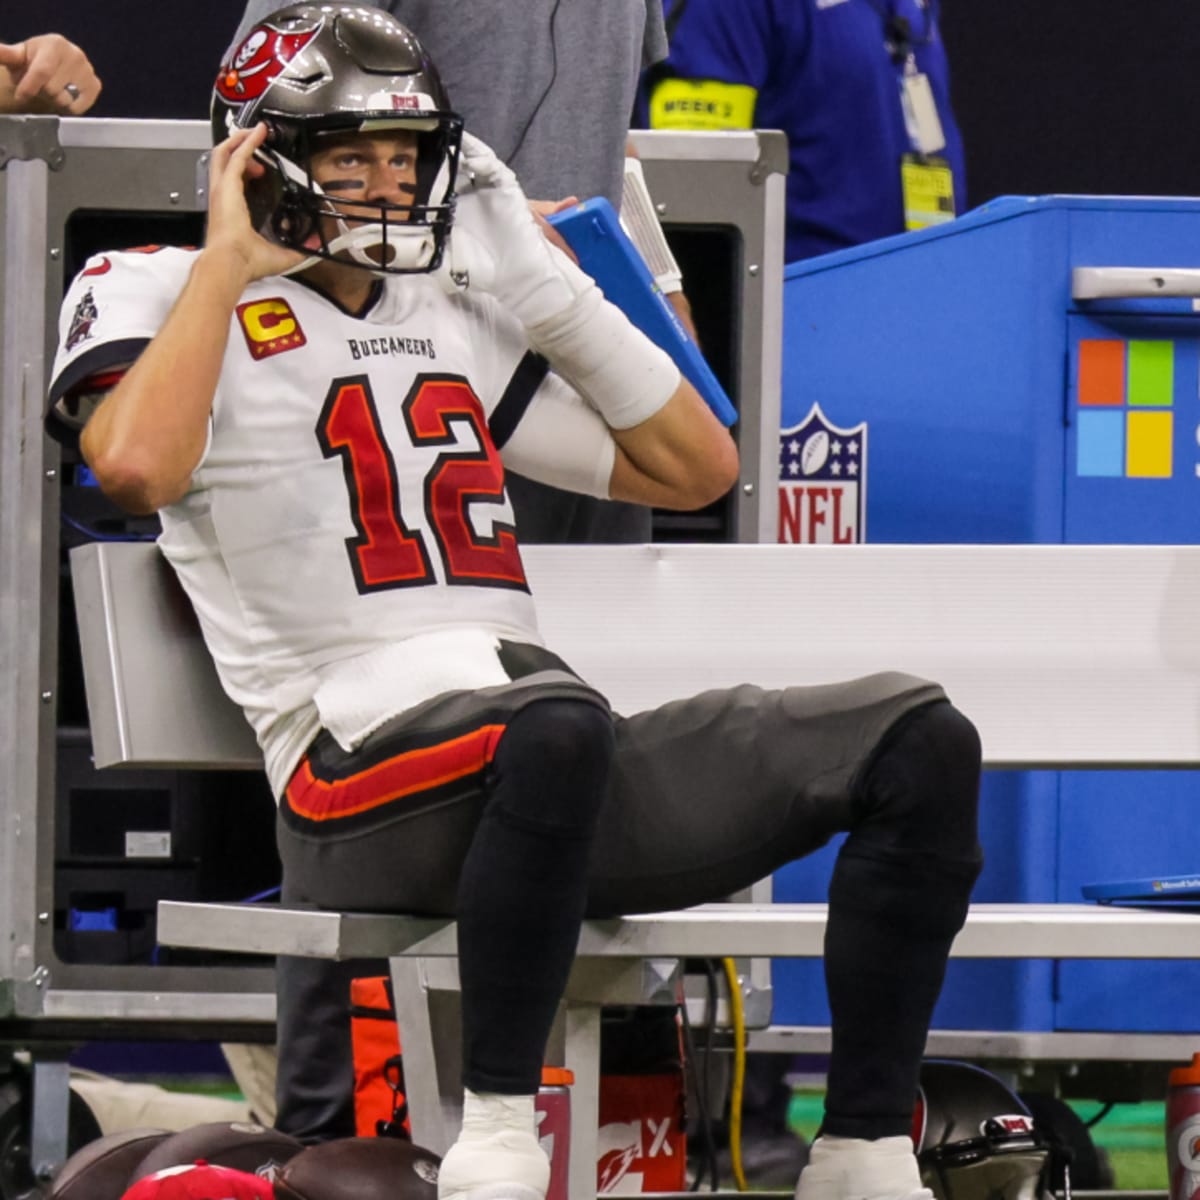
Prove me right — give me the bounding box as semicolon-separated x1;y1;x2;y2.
862;0;936;65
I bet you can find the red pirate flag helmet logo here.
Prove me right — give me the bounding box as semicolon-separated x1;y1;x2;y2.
216;21;321;104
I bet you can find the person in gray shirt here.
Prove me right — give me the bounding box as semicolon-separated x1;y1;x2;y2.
232;1;665;215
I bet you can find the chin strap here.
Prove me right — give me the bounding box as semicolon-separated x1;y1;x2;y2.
330;220;437;271
279;221;438;278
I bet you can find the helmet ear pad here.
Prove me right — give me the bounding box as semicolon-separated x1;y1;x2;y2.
244;172;283;236
266;174;318;250
245;121;318;250
239;165;316;252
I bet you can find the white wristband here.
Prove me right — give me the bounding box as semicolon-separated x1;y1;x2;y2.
525;288;681;430
654;269;684;296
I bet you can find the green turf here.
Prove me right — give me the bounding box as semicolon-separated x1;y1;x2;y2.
1074;1101;1168;1191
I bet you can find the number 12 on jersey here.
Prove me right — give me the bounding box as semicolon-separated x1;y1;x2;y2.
317;373;529;594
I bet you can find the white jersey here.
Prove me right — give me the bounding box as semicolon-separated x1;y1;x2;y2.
50;247;614;795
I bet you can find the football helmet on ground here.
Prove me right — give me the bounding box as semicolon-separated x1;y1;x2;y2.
913;1060;1053;1200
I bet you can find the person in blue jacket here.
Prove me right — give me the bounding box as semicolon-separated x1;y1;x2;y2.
637;0;966;262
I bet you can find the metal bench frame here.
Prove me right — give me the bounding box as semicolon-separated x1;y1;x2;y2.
100;537;1200;1200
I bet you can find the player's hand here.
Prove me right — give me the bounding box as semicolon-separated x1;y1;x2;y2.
0;34;101;114
436;132;592;327
529;198;580;263
204;124;305;285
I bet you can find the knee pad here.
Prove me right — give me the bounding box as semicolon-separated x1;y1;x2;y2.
835;702;983;940
852;700;983;868
490;697;615;836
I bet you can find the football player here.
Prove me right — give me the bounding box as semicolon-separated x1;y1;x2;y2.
47;8;983;1200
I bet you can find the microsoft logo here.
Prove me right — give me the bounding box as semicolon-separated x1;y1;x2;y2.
1075;338;1174;478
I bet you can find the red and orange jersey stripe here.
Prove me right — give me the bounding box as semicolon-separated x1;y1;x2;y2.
285;723;506;821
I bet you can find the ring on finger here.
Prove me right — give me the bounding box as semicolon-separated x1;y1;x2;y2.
63;82;82;102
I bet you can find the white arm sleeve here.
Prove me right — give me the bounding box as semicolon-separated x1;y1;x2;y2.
499;372;616;500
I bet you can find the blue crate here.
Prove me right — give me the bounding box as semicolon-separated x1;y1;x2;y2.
774;195;1200;1032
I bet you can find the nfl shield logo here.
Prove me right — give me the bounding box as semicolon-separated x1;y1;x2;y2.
778;403;868;543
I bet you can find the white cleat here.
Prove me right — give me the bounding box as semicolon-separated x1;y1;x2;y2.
795;1134;934;1200
437;1129;550;1200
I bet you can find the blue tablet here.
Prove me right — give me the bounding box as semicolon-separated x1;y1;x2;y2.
1081;874;1200;903
547;198;737;427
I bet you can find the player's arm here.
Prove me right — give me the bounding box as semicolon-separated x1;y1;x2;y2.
81;125;301;514
446;133;737;510
81;252;243;514
608;376;737;509
513;248;738;508
497;352;736;510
